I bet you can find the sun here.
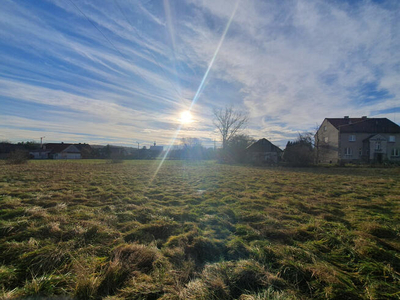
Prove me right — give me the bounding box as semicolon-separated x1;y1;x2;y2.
180;111;193;124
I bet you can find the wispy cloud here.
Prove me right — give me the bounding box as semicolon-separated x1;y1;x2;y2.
1;0;399;148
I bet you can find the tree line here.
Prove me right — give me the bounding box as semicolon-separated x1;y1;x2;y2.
1;105;319;166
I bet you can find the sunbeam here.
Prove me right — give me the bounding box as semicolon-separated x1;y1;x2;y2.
163;0;182;100
150;0;240;183
189;0;240;111
150;124;182;183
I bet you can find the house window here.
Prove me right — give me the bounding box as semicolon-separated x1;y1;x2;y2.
324;137;328;143
349;135;356;142
389;136;395;142
392;148;399;157
324;126;327;131
375;142;381;150
344;147;352;156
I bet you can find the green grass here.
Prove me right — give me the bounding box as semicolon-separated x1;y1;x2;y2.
0;160;399;299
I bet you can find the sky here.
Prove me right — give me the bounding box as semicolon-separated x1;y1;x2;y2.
1;0;399;148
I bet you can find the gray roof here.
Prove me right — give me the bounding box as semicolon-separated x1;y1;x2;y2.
247;138;282;152
327;118;400;133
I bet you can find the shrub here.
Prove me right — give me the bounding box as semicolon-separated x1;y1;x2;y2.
283;134;314;167
7;149;29;164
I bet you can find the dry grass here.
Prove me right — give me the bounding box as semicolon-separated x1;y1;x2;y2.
0;160;399;299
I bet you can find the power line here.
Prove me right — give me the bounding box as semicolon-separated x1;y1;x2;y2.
68;0;126;59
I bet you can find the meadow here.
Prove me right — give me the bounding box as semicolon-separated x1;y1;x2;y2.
0;160;399;299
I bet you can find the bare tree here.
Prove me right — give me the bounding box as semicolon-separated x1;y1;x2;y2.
180;137;202;148
213;106;249;150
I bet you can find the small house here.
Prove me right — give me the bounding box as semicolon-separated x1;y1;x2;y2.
246;138;283;164
29;149;51;159
43;143;81;159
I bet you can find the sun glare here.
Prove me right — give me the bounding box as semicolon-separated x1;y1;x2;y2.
180;111;193;124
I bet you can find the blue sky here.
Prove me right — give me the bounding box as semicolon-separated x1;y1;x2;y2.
1;0;399;148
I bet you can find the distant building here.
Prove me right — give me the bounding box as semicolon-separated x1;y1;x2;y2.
149;142;163;159
29;149;51;159
30;143;82;159
246;138;283;164
315;116;400;163
150;142;163;152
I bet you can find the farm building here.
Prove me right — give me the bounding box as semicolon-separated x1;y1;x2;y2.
29;143;82;159
29;149;51;159
246;138;283;164
150;142;163;152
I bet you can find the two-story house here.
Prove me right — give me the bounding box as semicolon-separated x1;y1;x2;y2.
315;116;400;163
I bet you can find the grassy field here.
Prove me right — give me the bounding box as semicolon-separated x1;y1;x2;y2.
0;160;399;299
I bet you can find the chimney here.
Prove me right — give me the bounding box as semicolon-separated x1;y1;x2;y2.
361;116;367;119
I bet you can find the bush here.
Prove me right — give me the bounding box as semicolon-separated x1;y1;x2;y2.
109;153;124;164
283;134;314;167
7;149;29;164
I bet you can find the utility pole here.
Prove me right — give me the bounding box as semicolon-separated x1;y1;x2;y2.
40;136;45;148
136;141;139;150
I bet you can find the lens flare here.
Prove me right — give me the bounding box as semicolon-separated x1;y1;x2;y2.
180;111;192;124
150;0;240;184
